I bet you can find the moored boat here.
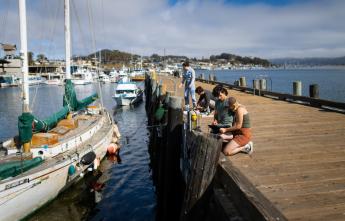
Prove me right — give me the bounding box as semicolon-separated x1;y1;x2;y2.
112;80;143;106
0;1;118;220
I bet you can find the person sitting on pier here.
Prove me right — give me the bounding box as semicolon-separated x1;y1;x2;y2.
219;97;253;156
195;86;216;113
209;84;234;134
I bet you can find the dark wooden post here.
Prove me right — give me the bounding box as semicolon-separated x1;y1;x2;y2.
180;132;223;220
309;84;319;98
161;96;183;221
145;74;152;112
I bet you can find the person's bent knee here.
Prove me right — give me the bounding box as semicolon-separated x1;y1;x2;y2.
223;149;234;156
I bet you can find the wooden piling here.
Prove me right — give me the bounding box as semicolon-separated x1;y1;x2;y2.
160;96;184;221
293;81;302;96
239;77;246;87
309;84;319;98
180;132;223;220
208;74;214;82
259;79;267;90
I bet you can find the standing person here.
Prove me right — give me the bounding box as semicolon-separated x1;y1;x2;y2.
195;86;216;113
209;84;234;133
219;97;253;156
179;61;196;110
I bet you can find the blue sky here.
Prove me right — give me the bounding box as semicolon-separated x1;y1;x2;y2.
0;0;344;59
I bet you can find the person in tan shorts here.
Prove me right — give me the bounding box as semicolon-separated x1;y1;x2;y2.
219;97;253;156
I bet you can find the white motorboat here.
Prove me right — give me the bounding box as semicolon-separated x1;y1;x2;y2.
28;75;45;85
42;73;64;85
0;74;20;87
112;80;143;106
109;69;118;83
99;73;111;83
71;66;93;85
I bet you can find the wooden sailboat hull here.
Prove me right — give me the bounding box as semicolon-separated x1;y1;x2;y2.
0;114;113;221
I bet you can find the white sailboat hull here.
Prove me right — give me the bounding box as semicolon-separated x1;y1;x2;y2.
0;114;114;221
0;163;70;221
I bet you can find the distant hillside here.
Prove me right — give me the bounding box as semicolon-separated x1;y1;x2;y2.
209;53;271;67
78;49;271;67
270;56;345;66
84;49;138;64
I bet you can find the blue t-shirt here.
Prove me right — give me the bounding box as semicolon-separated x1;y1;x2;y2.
182;67;195;87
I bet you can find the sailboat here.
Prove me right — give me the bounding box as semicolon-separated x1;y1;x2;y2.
0;1;118;220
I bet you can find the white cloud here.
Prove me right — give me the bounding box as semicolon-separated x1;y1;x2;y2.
1;0;345;59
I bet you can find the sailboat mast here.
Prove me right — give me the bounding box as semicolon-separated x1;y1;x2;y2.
64;0;71;79
19;0;29;112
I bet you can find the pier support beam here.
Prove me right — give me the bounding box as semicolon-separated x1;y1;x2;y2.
160;96;184;221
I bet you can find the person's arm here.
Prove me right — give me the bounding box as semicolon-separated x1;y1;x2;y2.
205;92;211;107
213;110;218;125
197;94;203;106
219;108;244;133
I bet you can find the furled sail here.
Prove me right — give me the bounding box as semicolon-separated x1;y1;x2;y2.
18;79;98;144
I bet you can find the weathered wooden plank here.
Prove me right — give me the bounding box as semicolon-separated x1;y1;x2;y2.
180;132;223;219
259;177;345;198
217;155;287;221
285;203;345;221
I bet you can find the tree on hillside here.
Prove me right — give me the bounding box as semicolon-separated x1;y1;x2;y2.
36;54;47;63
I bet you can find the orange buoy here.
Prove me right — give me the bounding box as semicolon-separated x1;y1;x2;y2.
107;143;119;155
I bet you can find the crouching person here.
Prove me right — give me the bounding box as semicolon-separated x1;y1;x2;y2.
219;97;253;156
196;86;216;113
210;84;234;134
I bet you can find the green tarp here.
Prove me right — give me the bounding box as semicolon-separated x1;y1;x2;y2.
0;157;43;180
18;79;98;144
63;79;98;111
18;112;34;144
32;106;69;132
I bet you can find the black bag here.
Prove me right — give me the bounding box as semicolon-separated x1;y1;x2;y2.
208;124;230;134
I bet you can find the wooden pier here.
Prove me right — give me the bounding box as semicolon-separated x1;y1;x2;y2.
146;74;345;221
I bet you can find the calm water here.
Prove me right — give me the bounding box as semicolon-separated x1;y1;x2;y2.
195;68;345;102
0;83;156;221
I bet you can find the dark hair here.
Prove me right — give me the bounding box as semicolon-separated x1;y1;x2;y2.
212;84;228;97
228;97;237;106
195;86;204;94
182;61;190;67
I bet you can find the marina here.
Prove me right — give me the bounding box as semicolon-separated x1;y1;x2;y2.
1;0;345;220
